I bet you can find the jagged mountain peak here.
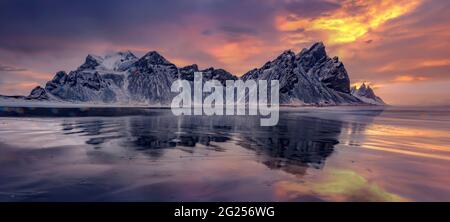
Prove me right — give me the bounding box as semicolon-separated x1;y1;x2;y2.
360;82;369;90
52;71;68;82
351;82;374;93
79;54;103;70
297;41;327;63
351;82;385;105
301;42;326;60
180;64;199;72
280;49;296;57
295;42;350;93
250;49;295;74
203;67;228;73
140;51;172;66
178;65;236;84
27;86;49;100
270;50;296;64
309;41;325;50
203;67;235;78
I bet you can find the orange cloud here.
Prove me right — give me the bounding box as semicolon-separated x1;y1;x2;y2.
276;0;422;45
209;40;262;64
378;59;450;72
207;37;265;74
169;58;196;68
420;59;450;67
393;75;429;82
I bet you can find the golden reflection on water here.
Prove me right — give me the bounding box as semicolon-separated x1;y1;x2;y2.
360;144;450;161
358;123;450;161
365;124;450;140
274;169;407;202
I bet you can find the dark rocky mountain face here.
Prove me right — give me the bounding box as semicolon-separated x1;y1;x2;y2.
179;64;237;85
27;86;49;100
13;42;383;106
298;43;350;93
242;42;360;105
44;70;117;103
126;51;178;104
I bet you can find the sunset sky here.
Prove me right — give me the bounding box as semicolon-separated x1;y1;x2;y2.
0;0;449;105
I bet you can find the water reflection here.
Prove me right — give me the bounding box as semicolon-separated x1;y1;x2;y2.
53;109;378;177
6;107;450;201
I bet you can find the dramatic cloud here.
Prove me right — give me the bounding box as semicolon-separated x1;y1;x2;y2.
0;0;449;104
277;0;422;44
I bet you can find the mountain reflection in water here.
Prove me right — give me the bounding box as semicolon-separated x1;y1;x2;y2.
55;109;350;175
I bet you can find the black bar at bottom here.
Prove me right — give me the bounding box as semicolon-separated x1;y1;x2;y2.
0;202;448;220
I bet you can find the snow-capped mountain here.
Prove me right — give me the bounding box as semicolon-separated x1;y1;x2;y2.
351;83;385;105
1;42;384;106
41;51;139;103
78;51;138;72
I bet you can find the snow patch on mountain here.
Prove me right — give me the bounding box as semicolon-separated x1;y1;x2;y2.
78;51;138;72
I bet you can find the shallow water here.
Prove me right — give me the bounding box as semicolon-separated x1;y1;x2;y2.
0;106;449;201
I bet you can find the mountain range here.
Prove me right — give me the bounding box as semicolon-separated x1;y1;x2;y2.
1;42;384;106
